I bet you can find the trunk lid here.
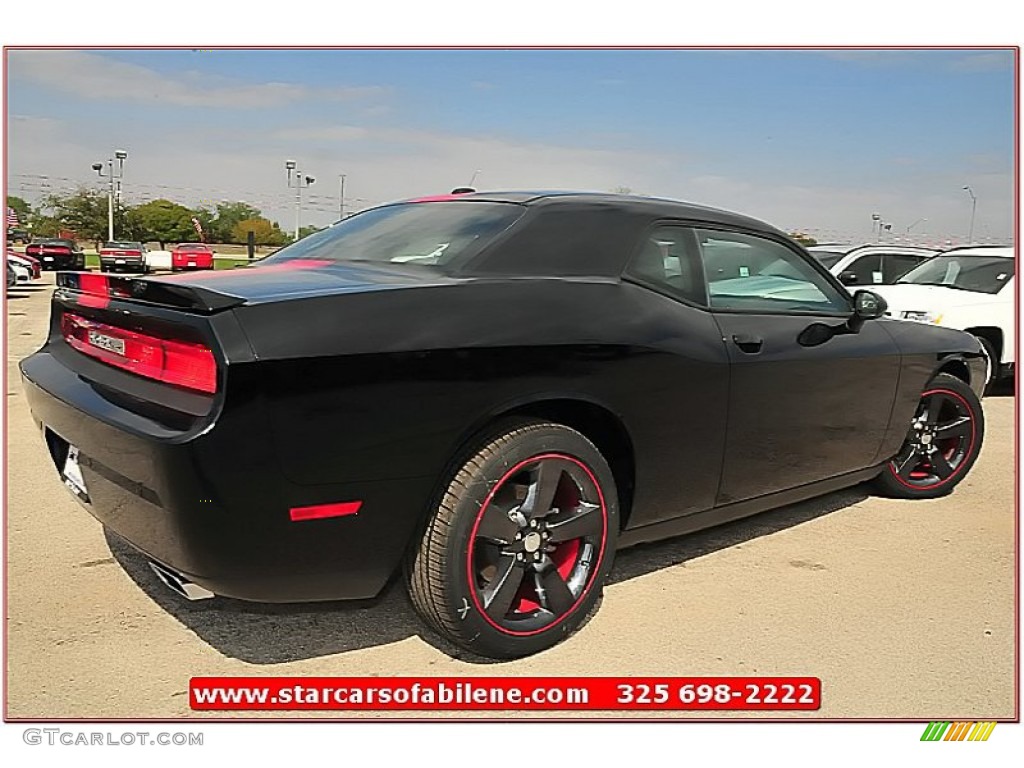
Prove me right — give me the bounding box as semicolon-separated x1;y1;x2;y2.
147;258;458;305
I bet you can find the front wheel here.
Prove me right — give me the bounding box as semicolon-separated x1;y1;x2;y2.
873;373;984;499
407;420;618;659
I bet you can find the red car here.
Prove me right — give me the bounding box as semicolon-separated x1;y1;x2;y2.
171;243;214;271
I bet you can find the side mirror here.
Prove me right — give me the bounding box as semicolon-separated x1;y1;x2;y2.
848;289;888;332
839;271;859;286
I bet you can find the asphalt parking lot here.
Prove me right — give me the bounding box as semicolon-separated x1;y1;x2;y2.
4;273;1016;720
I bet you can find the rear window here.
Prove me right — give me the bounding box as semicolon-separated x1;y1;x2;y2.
104;241;142;249
264;202;524;268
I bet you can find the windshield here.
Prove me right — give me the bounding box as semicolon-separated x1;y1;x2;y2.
265;201;524;268
896;254;1014;294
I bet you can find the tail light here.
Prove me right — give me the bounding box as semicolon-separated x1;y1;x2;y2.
61;312;217;394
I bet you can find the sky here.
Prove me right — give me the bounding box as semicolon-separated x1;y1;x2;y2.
5;48;1016;243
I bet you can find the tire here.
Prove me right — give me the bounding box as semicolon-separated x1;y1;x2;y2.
873;373;985;499
407;420;619;659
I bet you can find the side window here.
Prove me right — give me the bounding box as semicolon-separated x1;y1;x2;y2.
625;226;706;305
841;253;883;285
696;229;849;313
884;253;925;283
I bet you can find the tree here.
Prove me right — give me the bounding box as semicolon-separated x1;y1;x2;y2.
39;188;117;246
126;199;195;249
7;195;30;225
231;217;290;246
209;201;262;244
296;224;323;241
189;205;216;244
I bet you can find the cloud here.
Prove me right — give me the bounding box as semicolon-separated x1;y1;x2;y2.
948;51;1015;73
6;112;1012;245
818;50;923;67
821;48;1015;74
272;125;370;143
7;50;386;109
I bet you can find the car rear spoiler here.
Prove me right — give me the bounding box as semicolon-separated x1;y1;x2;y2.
56;271;245;314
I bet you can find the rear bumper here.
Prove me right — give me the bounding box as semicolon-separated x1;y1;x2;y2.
20;349;432;603
99;258;146;272
172;255;213;269
38;254;80;270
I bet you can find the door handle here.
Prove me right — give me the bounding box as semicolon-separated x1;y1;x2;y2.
731;334;763;353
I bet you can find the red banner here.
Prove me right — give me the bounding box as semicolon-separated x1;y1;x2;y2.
190;676;820;711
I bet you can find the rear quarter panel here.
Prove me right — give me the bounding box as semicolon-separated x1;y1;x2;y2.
233;278;731;532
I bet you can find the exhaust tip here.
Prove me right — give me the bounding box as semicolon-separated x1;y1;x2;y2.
148;560;215;601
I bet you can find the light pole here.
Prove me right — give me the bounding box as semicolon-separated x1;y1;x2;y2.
963;185;977;243
906;218;927;235
92;150;127;242
871;212;881;241
338;174;346;220
285;160;315;240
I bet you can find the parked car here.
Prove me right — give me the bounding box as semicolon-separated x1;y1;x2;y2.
807;244;938;287
171;243;215;271
7;251;41;279
7;227;31;245
21;192;987;659
26;238;86;270
872;245;1015;387
99;241;149;273
6;261;15;288
143;250;173;271
7;256;31;284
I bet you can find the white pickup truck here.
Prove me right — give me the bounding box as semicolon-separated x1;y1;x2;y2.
872;245;1015;386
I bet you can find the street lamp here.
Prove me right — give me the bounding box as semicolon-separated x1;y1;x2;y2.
285;160;315;240
906;218;927;235
92;150;127;242
963;185;977;243
871;212;881;241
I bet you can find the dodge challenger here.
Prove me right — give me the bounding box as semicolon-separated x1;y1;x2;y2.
20;191;987;659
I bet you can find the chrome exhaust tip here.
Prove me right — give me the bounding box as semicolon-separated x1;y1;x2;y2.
148;560;215;601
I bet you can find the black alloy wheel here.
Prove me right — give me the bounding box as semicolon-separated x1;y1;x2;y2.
875;373;984;499
407;420;618;659
466;454;605;636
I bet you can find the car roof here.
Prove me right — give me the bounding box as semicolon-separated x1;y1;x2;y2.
404;190;789;238
937;245;1015;258
809;243;939;256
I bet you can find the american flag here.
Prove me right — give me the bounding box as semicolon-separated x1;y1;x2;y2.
5;206;18;227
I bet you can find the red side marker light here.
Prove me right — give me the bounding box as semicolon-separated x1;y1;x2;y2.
289;501;363;522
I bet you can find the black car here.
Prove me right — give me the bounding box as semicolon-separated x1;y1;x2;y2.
26;238;86;270
20;192;987;659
